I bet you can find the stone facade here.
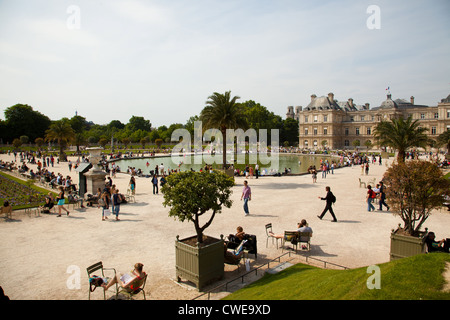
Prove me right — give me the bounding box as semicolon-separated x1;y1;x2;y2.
286;93;450;150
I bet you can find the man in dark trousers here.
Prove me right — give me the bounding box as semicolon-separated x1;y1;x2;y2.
317;186;337;222
378;181;390;211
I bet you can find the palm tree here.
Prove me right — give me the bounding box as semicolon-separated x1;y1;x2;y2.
373;116;428;163
200;91;248;169
45;120;75;162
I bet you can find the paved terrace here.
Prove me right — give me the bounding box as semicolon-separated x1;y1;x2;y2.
0;153;449;299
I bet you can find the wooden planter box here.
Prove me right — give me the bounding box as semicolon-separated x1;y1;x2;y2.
175;235;224;291
390;227;428;261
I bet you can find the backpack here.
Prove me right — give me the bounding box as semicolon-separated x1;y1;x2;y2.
89;276;104;292
330;192;336;203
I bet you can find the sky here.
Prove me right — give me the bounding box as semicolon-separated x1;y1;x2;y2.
0;0;449;128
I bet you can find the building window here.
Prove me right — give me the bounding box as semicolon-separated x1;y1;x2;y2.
367;127;371;135
313;140;318;146
356;127;360;136
420;113;425;119
360;116;365;121
344;140;349;147
305;116;308;123
313;128;318;135
345;128;349;136
447;110;450;118
304;128;308;136
323;115;328;122
434;112;439;119
350;116;354;122
431;127;437;135
371;115;375;121
314;115;318;123
304;140;308;146
323;127;328;135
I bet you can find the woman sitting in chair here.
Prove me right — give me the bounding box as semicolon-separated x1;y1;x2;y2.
102;263;146;292
1;201;13;219
41;193;56;213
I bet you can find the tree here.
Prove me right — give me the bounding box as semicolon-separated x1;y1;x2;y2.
383;160;450;236
45;120;75;161
140;137;147;149
121;137;131;149
437;130;450;154
155;138;163;148
240;100;283;144
373;116;428;163
35;137;45;149
19;135;29;145
281;118;299;146
70;115;88;154
162;171;234;243
352;139;360;150
200;91;248;169
126;116;151;132
108;120;125;131
364;140;373;150
3;104;51;143
12;138;22;149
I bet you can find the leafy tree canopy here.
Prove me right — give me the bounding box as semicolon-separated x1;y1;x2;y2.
4;104;51;143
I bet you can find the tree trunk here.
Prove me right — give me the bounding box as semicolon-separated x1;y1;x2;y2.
222;128;227;169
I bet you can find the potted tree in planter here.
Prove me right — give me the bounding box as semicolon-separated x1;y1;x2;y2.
162;170;235;290
383;160;450;260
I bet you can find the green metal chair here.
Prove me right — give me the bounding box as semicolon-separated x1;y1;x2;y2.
86;261;117;300
116;274;147;300
281;231;299;252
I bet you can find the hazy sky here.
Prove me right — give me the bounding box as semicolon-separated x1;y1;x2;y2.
0;0;449;127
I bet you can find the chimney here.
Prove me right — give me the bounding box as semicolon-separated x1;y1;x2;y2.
311;94;317;102
365;103;370;110
348;98;354;108
286;106;294;119
410;96;414;104
328;92;334;103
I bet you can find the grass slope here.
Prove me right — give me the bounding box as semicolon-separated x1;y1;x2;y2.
224;253;450;300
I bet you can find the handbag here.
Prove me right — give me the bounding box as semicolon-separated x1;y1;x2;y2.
89;276;105;292
103;208;111;216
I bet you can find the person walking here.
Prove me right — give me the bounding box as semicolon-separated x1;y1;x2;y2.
378;181;390;211
367;185;376;212
241;180;251;216
152;174;159;194
101;190;110;221
56;186;69;217
317;186;337;222
112;189;122;221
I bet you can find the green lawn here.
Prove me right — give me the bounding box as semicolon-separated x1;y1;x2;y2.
0;171;58;209
224;253;450;300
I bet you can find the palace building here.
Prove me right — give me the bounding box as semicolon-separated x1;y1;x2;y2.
286;92;450;150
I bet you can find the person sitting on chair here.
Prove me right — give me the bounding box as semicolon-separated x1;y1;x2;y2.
1;201;13;219
268;220;312;239
41;193;56;213
102;262;146;292
235;226;246;241
425;232;450;253
224;243;244;264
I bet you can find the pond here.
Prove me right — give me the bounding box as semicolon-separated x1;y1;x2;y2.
109;153;341;175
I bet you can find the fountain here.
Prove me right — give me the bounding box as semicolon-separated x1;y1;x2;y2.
83;147;107;195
